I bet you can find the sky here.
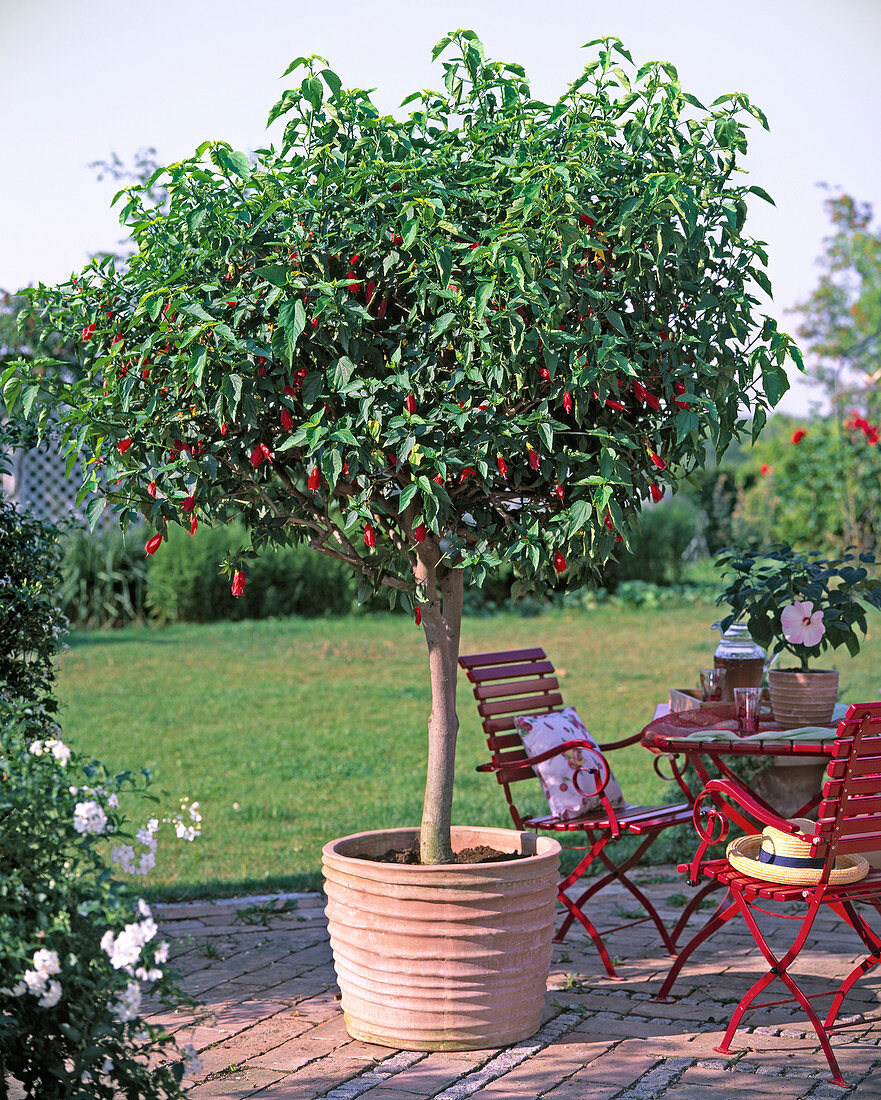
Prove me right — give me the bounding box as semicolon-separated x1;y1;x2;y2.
2;0;880;416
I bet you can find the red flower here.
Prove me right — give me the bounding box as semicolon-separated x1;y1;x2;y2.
649;482;664;503
553;550;567;574
250;443;273;467
347;270;360;294
364;523;376;548
376;297;389;319
579;214;595;228
649;451;666;471
366;280;376;304
562;392;573;414
673;382;689;410
539;367;550;381
867;427;879;446
111;332;123;347
308;467;320;492
181;494;195;514
405;394;416;415
231;570;246;598
528;447;539;471
144;532;163;556
760;463;772;476
220;423;227;436
459;467;476;483
605;399;627;412
414;607;422;625
116;438;132;455
188;514;198;536
553;481;565;503
349;253;360;265
497;455;508;480
147;480;157;498
280;408;294;432
413;523;426;543
791;428;807;445
81;323;96;342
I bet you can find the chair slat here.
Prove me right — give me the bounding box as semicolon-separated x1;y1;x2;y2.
830;734;881;759
825;754;881;780
828;833;881;855
819;792;881;816
466;660;556;684
821;774;881;800
459;647;547;670
816;815;881;838
483;709;565;734
478;692;564;719
473;675;560;701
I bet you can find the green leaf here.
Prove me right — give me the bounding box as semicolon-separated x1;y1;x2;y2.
474;282;494;321
217;148;252;182
568;499;592;534
278;299;306;365
254;264;288;287
432;312;456;337
302;371;323;408
187;346;208;387
398;482;419;511
85;496;107;531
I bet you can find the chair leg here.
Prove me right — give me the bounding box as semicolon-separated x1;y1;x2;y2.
655;898;739;1002
824;899;881;1030
556;891;620;980
715;893;848;1088
554;832;612;943
592;835;679;954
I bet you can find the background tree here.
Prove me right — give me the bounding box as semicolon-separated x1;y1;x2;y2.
792;191;881;412
6;30;799;863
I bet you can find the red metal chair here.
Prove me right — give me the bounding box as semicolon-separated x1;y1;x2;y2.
658;700;881;1087
458;646;718;978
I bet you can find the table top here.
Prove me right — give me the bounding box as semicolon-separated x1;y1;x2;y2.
640;703;838;758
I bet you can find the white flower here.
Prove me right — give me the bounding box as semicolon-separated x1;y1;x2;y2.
100;1057;114;1074
32;949;61;978
102;914;158;971
73;800;108;835
49;739;71;766
38;980;62;1008
28;740;44;756
781;600;826;647
181;1044;203;1076
112;980;142;1022
24;970;47;995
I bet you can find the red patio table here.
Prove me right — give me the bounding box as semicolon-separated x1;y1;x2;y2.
640;703;839;835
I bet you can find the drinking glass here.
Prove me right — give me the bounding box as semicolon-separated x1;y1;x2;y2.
700;667;726;703
734;686;763;735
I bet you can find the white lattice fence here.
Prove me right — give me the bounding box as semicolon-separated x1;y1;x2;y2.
3;443;111;529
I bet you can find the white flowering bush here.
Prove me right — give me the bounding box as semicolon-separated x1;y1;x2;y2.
0;485;203;1098
0;704;203;1098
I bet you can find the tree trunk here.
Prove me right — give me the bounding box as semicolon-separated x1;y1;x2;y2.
415;546;464;864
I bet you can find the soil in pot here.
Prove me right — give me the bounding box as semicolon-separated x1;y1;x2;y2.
359;844;524;865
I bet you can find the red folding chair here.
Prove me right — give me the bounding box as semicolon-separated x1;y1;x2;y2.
658;700;881;1087
458;647;717;978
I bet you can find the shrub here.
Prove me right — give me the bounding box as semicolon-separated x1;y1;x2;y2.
0;494;66;722
146;523;355;623
59;526;150;629
602;499;699;589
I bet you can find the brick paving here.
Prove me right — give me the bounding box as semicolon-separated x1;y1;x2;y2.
143;873;881;1099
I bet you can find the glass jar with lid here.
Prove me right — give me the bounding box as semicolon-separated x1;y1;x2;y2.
713;622;765;701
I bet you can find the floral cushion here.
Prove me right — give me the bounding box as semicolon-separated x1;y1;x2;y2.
514;706;626;820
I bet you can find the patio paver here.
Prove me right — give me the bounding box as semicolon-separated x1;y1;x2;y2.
140;875;881;1098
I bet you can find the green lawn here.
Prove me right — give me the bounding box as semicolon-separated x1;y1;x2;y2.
55;603;881;900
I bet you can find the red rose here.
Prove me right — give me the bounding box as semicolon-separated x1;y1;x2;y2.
117;438;132;455
231;570;246;597
760;463;772;475
144;532;163;556
553;550;567;574
791;428;807;444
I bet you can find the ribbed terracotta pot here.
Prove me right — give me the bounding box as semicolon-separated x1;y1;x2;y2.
768;668;839;729
322;825;561;1051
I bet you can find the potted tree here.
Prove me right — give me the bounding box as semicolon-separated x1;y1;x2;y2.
716;545;881;728
6;31;799;1049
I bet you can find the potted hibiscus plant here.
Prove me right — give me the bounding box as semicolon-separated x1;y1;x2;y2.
715;545;881;728
7;32;799;1050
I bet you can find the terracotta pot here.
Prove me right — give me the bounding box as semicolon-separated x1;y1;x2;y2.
768;668;840;730
322;825;561;1051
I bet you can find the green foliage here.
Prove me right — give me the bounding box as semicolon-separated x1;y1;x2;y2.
9;30;798;600
792;192;881;401
60;526;150;629
0;494;66;722
146;522;355;622
715;544;881;670
603;498;698;588
734;414;881;556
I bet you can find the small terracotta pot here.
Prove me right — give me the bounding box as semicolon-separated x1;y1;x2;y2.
322;825;561;1051
768;668;839;730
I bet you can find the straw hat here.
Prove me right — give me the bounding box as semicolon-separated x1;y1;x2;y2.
727;817;869;886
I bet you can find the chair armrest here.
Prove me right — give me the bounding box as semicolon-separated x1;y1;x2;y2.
477;739;612;796
702;778;810;837
597;730;644;752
